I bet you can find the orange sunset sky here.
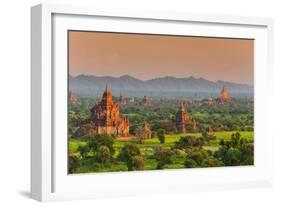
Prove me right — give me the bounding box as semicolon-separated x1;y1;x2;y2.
69;31;254;85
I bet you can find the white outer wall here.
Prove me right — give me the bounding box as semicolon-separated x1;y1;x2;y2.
0;0;281;206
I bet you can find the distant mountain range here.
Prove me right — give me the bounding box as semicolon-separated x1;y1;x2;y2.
69;75;253;98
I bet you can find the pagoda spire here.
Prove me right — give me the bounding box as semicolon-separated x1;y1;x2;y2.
105;81;111;92
176;101;187;133
179;101;185;112
102;81;113;104
222;84;226;93
219;84;230;101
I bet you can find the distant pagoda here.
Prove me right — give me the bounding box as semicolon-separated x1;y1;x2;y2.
69;91;78;104
218;85;231;102
207;98;214;105
175;102;188;133
175;102;196;133
119;95;127;105
143;95;150;105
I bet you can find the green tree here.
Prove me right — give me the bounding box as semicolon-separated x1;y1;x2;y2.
87;134;115;155
240;143;254;165
184;158;197;168
152;120;177;134
224;148;242;165
119;144;141;171
96;146;111;164
77;144;90;159
157;129;165;144
185;148;223;168
154;146;172;169
75;123;96;137
214;132;254;166
68;153;80;173
174;136;204;149
135;126;145;144
131;156;145;171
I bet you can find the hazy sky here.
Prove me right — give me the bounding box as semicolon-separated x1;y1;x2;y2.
69;31;254;85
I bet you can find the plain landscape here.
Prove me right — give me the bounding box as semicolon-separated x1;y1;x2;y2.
68;31;254;174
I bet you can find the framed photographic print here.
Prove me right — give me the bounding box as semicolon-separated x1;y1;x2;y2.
31;3;274;201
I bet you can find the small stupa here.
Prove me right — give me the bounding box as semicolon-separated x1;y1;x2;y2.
219;85;231;102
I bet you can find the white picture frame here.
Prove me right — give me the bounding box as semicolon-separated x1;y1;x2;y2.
31;3;274;202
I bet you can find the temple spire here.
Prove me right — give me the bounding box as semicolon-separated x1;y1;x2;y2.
179;101;185;111
105;81;110;93
176;101;187;133
219;84;230;102
102;81;113;104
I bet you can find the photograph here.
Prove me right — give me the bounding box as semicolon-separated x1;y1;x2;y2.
67;31;254;174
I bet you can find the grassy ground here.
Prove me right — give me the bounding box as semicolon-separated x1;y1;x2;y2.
69;131;254;173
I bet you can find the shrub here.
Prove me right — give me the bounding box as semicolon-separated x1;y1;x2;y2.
184;158;197;168
74;123;96;137
240;143;254;165
68;153;80;173
201;132;216;142
119;144;141;171
184;148;224;168
157;129;165;144
214;132;254;166
154;146;172;169
224;148;242;166
135;126;145;144
96;146;111;164
87;134;115;155
174;136;204;149
131;156;145;171
77;144;90;159
187;148;207;165
173;149;187;157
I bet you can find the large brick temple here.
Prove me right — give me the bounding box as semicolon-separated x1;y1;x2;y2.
175;102;196;133
90;82;130;136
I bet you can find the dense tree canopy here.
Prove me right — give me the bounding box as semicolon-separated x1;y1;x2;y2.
68;96;254;173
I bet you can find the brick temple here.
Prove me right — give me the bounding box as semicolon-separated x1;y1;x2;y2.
219;85;231;102
90;82;129;136
69;91;78;104
175;102;196;133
